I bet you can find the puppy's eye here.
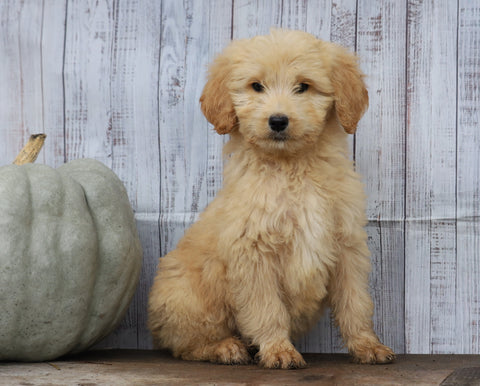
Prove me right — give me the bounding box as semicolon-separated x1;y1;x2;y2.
251;82;265;92
296;83;309;94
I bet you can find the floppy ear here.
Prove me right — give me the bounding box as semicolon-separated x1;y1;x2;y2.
330;45;369;134
199;55;237;135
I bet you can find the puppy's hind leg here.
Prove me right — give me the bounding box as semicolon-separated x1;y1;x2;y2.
328;236;395;364
148;253;251;365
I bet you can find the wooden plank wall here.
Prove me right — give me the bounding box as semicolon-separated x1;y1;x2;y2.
0;0;479;354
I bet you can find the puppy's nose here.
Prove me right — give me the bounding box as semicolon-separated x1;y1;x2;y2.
268;114;289;132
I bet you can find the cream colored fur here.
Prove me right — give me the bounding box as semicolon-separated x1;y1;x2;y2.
148;29;395;369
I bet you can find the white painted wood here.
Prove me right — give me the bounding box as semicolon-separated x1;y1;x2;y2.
232;0;282;38
158;0;232;257
0;0;479;354
281;0;332;39
95;0;163;350
0;1;49;164
355;0;407;354
0;0;66;168
457;0;480;354
63;0;115;166
40;0;68;168
405;0;458;354
125;0;163;351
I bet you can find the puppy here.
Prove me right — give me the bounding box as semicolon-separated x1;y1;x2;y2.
148;29;395;369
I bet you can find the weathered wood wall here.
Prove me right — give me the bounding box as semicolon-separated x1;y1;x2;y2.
0;0;479;354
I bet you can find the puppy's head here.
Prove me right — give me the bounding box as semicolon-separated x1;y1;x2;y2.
200;29;368;153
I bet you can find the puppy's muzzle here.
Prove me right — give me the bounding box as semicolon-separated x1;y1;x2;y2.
269;114;289;133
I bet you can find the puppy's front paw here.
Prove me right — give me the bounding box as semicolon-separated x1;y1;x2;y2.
352;343;395;364
257;342;307;369
212;337;251;365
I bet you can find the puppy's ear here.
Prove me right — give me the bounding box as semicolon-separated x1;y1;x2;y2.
200;56;237;135
330;45;368;134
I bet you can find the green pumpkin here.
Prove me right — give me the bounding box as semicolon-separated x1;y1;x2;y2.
0;158;142;361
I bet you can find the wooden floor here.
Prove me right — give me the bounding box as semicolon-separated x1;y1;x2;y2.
1;350;480;385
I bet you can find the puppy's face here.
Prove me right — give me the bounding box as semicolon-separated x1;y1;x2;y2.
229;42;335;153
200;30;368;155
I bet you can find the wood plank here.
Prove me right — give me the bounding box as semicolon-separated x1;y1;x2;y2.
355;0;407;354
456;0;480;354
203;6;233;204
330;0;358;48
40;0;67;167
329;0;357;175
232;0;282;38
63;0;115;165
95;0;163;349
4;351;480;385
63;0;133;348
158;0;233;254
0;1;59;165
63;0;147;349
281;0;332;39
123;0;162;350
405;0;458;354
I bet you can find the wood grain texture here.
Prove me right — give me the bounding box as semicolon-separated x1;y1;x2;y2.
63;0;115;165
40;0;68;167
232;0;281;38
355;0;407;354
0;1;50;164
0;0;479;354
0;0;66;167
95;0;163;350
457;0;480;354
281;0;332;39
159;0;232;257
405;0;458;354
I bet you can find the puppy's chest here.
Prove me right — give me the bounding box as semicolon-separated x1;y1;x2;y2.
230;173;337;262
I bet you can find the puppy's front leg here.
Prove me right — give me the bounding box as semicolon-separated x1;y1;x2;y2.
228;257;306;369
328;239;395;364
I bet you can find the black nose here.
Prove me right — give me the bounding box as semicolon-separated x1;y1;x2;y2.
268;114;289;132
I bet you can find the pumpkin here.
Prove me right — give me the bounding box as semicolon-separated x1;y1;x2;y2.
0;135;142;361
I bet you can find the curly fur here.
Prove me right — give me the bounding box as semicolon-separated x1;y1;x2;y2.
148;29;395;369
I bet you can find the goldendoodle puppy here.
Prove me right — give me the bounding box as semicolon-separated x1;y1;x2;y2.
148;29;395;369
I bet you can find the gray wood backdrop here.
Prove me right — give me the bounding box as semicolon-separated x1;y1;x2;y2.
1;0;479;354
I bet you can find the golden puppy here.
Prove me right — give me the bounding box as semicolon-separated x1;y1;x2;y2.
148;29;395;369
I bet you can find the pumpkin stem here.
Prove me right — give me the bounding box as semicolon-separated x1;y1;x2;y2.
13;134;47;165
